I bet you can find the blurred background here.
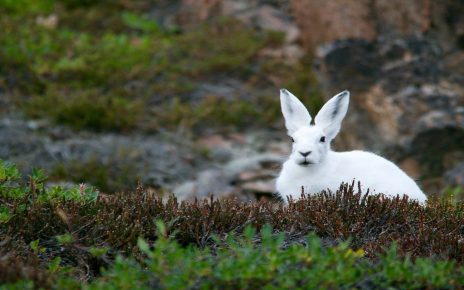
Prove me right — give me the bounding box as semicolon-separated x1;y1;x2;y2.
0;0;463;200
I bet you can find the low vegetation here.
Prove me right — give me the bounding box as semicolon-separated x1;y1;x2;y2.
50;158;140;193
1;159;464;289
0;0;323;133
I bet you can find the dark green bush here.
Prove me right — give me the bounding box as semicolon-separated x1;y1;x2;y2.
3;225;464;289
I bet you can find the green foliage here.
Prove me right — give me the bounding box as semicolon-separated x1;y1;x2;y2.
89;246;109;258
50;158;139;192
0;0;322;132
260;56;325;115
41;185;99;203
48;257;62;274
0;205;11;224
0;160;20;183
1;160;464;288
0;159;99;202
26;92;144;132
29;239;45;255
55;233;73;245
155;95;280;131
121;228;365;289
0;0;55;15
121;12;161;34
375;243;461;288
7;225;464;289
31;168;47;184
172;19;270;76
0;160;26;200
443;186;464;202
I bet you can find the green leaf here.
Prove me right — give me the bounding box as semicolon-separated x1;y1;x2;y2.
31;167;47;184
56;234;73;245
89;246;109;258
122;12;160;34
0;159;21;183
0;206;11;223
49;256;61;273
137;238;150;255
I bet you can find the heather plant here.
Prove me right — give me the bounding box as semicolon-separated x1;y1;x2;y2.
2;159;464;288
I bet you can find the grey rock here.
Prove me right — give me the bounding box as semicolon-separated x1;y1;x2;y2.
174;153;284;201
444;163;464;188
0;116;289;199
0;117;205;191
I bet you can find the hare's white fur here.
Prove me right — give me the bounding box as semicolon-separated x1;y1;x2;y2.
276;89;427;203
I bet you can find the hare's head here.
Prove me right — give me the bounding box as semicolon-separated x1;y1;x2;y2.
280;89;349;166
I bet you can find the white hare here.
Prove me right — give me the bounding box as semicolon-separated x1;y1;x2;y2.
276;89;427;203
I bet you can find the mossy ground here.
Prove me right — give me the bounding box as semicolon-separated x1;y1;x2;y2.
0;0;324;133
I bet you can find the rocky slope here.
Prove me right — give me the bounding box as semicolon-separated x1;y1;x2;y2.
170;0;464;196
1;0;463;199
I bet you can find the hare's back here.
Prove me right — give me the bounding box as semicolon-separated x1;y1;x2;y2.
334;150;426;201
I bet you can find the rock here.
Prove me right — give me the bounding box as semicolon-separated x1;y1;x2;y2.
444;163;464;188
291;0;464;53
176;0;302;62
146;1;182;30
237;169;275;182
176;0;221;26
0;117;207;191
240;180;275;194
291;0;376;52
254;4;300;43
174;153;284;201
174;169;236;200
0;116;290;199
177;0;296;31
192;79;250;102
260;44;304;64
399;158;422;180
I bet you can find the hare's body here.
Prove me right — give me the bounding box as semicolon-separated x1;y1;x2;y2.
276;89;427;203
277;150;426;202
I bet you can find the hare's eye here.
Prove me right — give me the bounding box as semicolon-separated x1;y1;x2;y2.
320;136;326;143
291;137;295;143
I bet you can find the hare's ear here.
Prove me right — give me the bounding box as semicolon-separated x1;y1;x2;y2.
314;90;349;140
280;89;312;135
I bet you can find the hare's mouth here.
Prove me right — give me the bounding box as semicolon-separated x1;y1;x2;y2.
299;160;312;166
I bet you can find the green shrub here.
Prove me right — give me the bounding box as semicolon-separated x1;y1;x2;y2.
0;0;55;15
26;90;143;132
4;224;464;289
2;159;464;288
0;159;99;203
154;95;276;131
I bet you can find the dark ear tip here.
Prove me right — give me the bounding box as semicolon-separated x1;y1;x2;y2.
280;88;288;94
336;90;350;99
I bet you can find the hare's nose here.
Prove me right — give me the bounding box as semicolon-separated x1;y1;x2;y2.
299;151;311;157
